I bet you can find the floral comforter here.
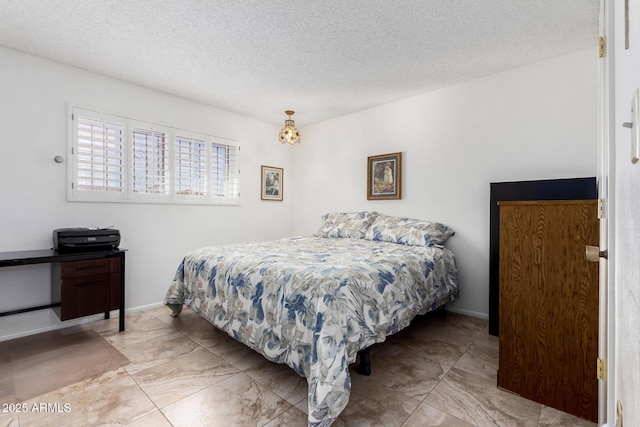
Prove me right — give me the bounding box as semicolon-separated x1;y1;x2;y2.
164;236;458;426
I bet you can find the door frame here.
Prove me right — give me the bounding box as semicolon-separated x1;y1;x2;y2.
597;0;616;425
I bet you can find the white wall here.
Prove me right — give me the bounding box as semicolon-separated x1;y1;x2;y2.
291;48;598;318
0;47;294;339
0;46;599;338
613;0;640;424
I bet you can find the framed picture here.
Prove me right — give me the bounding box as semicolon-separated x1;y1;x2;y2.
367;152;402;200
261;165;283;201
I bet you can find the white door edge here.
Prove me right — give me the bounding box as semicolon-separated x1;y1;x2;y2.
597;1;617;425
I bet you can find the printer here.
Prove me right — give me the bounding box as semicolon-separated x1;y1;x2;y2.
53;228;121;253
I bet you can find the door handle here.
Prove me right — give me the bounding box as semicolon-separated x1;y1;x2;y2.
586;245;608;262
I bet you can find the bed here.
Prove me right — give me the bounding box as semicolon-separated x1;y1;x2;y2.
164;212;459;426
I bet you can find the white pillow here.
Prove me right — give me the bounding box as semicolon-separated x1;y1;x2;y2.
364;214;454;246
314;212;378;239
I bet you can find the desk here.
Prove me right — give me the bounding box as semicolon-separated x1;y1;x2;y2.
0;249;125;332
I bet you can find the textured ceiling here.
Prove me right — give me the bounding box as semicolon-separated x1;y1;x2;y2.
0;0;599;126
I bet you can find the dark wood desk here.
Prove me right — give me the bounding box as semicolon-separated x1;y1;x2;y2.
0;249;125;332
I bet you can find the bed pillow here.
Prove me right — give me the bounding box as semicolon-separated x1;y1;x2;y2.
364;214;455;246
314;211;379;239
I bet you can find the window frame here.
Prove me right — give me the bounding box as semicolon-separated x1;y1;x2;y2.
68;106;240;206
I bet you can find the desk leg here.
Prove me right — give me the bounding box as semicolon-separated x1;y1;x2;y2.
119;253;125;332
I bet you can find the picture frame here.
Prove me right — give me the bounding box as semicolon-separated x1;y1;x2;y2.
261;165;283;201
367;152;402;200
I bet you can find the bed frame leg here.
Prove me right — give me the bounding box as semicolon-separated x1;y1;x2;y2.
356;348;371;376
167;303;183;317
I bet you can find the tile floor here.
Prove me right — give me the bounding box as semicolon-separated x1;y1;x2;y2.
0;307;597;427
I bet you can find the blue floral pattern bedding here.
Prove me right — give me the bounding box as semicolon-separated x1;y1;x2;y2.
164;236;458;426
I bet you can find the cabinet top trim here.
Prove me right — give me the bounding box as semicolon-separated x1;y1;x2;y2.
497;200;598;207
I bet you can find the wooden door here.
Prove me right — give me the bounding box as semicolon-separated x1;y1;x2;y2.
498;200;599;422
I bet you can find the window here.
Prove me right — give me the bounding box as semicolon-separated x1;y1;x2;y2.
76;115;124;193
212;142;237;197
69;107;240;205
175;136;206;196
132;126;168;195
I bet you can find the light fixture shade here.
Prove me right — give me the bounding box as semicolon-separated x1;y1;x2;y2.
279;110;300;144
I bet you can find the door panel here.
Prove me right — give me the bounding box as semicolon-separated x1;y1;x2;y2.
498;200;598;422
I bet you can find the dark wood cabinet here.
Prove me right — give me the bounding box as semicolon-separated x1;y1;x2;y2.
497;200;598;422
489;178;597;336
52;257;122;320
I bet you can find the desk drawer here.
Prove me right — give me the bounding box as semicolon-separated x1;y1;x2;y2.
52;255;123;321
59;273;118;320
61;258;120;278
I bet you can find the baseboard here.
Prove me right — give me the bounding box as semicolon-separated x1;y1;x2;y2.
445;307;489;320
125;301;165;313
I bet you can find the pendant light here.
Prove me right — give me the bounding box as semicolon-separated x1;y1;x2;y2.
279;110;301;145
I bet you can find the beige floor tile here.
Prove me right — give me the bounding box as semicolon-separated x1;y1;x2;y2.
125;309;169;324
143;305;173;320
359;343;450;400
472;332;499;351
148;306;204;330
101;316;179;348
408;313;487;348
333;376;421;427
0;359;15;404
131;346;239;408
453;341;499;381
402;403;476;427
295;397;308;414
1;308;592;427
125;409;173;427
385;331;469;367
538;405;597;427
149;306;220;344
263;405;308;426
86;316;121;335
0;413;19;427
425;367;541;427
244;358;308;405
119;330;201;374
161;372;291;427
205;334;269;371
18;368;155;427
8;327;129;402
152;306;285;371
89;310;159;335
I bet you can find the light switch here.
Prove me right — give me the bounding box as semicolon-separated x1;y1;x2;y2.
630;89;639;164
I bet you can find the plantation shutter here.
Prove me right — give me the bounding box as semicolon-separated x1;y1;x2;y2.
75;115;124;192
175;136;207;196
69;106;240;205
132;127;168;194
211;140;239;198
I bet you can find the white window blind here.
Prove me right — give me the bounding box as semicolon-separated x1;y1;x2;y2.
69;106;240;205
175;136;207;196
211;141;238;197
75;116;124;192
132;127;168;194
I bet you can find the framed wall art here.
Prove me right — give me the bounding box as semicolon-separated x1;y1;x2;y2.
261;165;283;201
367;152;402;200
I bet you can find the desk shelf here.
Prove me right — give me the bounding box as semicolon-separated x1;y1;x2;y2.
0;249;126;332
